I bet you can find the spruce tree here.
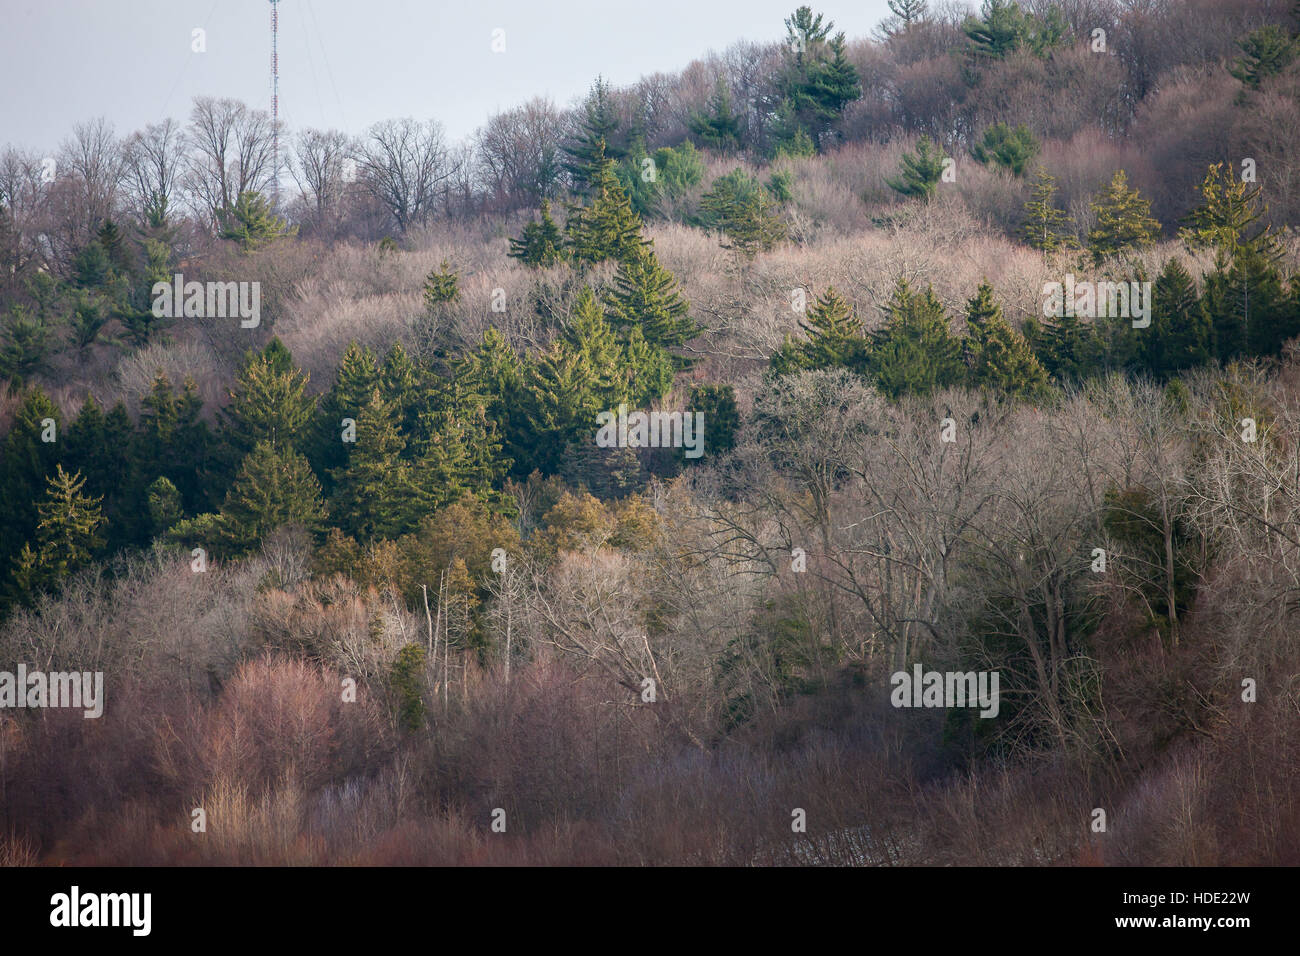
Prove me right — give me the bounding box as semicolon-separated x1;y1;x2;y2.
310;341;382;487
1148;258;1213;377
0;388;63;576
870;280;964;398
771;286;869;375
1087;170;1161;263
216;441;327;555
12;465;106;598
222;338;315;457
218;190;294;249
962;281;1049;399
563;78;626;191
887;136;946;200
508;200;566;267
1021;164;1075;251
603;244;698;363
565;141;646;266
330;389;424;540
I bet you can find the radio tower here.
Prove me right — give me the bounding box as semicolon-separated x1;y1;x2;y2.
269;0;281;207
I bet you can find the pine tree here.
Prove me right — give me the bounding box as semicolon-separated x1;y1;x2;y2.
689;79;743;153
508;200;566;267
410;374;511;512
563;78;627;192
771;286;870;374
1148;258;1213;377
1033;311;1103;384
1087;170;1161;262
0;388;63;578
330;389;424;540
1020;164;1076;252
12;465;106;598
971;122;1039;176
1229;25;1298;89
962;281;1049;399
457;328;537;478
222;338;315;457
604;244;698;363
64;395;133;548
1179;162;1280;264
218;190;295;249
565;141;647;266
698;168;788;257
887;0;928;29
870;280;964;398
887;136;946;200
215;441;327;555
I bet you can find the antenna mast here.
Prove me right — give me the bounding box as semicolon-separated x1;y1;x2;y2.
270;0;281;207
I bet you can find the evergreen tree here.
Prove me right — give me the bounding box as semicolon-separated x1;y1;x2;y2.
689;383;740;456
1020;164;1076;252
64;396;133;550
310;341;382;488
1179;162;1281;263
458;328;536;478
1087;170;1161;263
870;280;964;398
1147;258;1213;377
887;0;928;30
214;441;327;554
1229;25;1298;89
330;389;425;540
698;168;788;257
1203;245;1295;360
604;244;698;363
771;286;870;375
563;77;627;191
508;200;566;267
0;388;63;578
218;190;295;249
422;259;460;310
971;122;1039;176
565;141;647;265
11;465;105;599
887;136;946;200
689;79;743;153
1031;311;1104;384
963;281;1049;399
963;0;1065;60
222;338;315;457
0;305;54;381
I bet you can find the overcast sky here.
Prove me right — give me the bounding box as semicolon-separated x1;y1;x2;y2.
0;0;902;153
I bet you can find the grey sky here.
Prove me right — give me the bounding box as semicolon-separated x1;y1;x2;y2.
0;0;898;153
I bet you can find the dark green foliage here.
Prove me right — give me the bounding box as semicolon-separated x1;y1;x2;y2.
1229;25;1298;89
870;280;965;398
565;141;647;266
971;122;1039;176
0;305;53;381
218;190;294;249
963;0;1065;61
10;465;105;600
771;286;869;375
887;136;946;200
1147;259;1213;377
604;244;698;363
689;383;740;457
1087;170;1161;263
698;168;787;257
563;77;627;192
389;643;428;732
689;79;743;153
963;281;1050;399
508;200;566;267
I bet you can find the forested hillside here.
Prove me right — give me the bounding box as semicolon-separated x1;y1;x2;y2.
2;0;1300;865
